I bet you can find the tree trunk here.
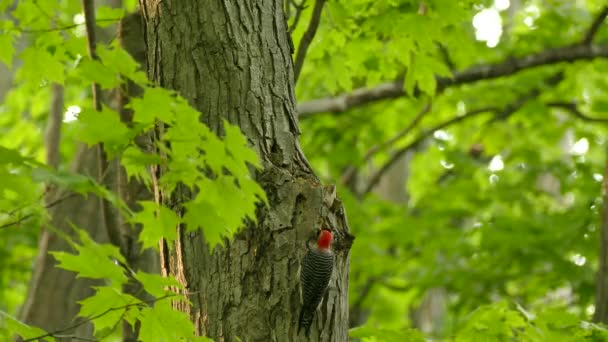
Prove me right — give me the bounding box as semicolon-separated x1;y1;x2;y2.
139;1;353;341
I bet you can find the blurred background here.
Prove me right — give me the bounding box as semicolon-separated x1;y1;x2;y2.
292;0;608;339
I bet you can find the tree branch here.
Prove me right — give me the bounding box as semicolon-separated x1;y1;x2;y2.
0;193;78;229
82;0;101;112
288;0;308;33
81;0;123;251
297;44;608;116
368;101;433;160
582;6;608;45
361;107;497;196
46;84;64;169
349;276;380;327
349;275;413;327
487;71;564;123
360;98;608;197
299;6;608;116
361;71;564;196
21;294;177;342
293;0;326;82
9;18;120;34
547;101;608;123
341;101;432;186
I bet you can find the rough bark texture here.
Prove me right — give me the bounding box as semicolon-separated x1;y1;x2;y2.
139;1;352;341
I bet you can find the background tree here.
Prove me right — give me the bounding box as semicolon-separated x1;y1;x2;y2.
3;0;608;341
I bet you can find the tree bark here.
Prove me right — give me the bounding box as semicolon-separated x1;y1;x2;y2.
139;1;353;341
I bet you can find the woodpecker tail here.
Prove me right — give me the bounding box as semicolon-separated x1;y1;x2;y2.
298;307;314;336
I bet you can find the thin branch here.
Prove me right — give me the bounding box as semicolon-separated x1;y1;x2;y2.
50;335;97;342
349;276;380;327
437;43;456;71
547;101;608;123
341;101;432;186
380;281;412;292
361;98;606;197
487;71;564;123
361;71;565;195
582;6;608;45
0;214;35;230
82;0;102;112
368;101;433;160
298;7;608;116
0;193;78;229
293;0;326;82
1;191;46;217
288;0;308;33
297;44;608;116
10;18;120;34
362;107;498;196
349;275;412;327
81;0;123;251
21;294;177;342
46;84;64;169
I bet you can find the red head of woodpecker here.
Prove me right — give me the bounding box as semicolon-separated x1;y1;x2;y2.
298;229;334;335
316;229;333;250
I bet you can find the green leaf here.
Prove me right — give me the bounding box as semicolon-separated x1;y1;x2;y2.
138;300;198;341
403;54;451;96
591;99;608;113
78;287;139;335
223;120;261;169
181;174;264;249
98;44;148;84
120;146;161;184
75;59;120;89
31;168;97;193
183;197;227;249
0;0;12;12
0;33;15;67
74;106;132;155
123;305;141;329
0;311;52;341
134;271;183;298
0;146;41;165
130;87;176;124
50;227;127;286
18;47;64;85
30;168;128;213
196;132;226;176
96;6;125;27
132;201;180;250
349;325;425;341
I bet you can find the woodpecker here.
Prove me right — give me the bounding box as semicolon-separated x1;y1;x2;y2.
298;229;334;335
